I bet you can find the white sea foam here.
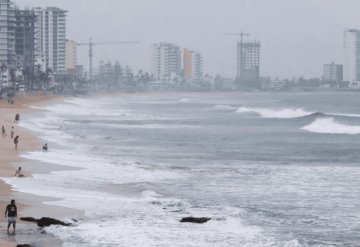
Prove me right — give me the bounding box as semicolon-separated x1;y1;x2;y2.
19;149;181;185
18;114;73;145
214;104;237;111
237;107;313;119
2;170;278;247
301;118;360;134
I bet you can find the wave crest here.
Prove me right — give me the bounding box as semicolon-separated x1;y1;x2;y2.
301;118;360;134
236;107;313;119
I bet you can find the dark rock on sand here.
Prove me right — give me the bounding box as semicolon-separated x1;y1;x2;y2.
17;245;35;247
20;217;37;222
37;217;71;227
180;217;211;223
20;217;72;227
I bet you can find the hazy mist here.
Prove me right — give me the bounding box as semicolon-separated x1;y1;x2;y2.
15;0;360;79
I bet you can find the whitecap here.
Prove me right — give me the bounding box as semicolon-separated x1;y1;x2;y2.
301;118;360;134
237;107;313;119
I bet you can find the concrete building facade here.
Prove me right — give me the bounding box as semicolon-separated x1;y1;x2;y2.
344;29;360;82
323;62;343;82
237;41;260;82
65;39;77;71
35;7;67;74
151;42;181;81
14;8;36;75
0;0;16;68
183;48;203;82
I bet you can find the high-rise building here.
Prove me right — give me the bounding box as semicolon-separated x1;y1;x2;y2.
237;41;260;82
183;48;203;82
14;8;36;74
323;62;343;82
344;29;360;82
35;7;67;74
65;39;77;71
151;42;181;81
0;0;16;68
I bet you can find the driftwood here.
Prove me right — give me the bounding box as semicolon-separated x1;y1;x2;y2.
180;217;211;224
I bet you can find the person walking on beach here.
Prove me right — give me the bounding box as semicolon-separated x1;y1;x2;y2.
2;125;6;137
14;135;19;150
43;143;48;152
15;167;24;177
10;126;14;139
14;113;20;123
5;199;17;234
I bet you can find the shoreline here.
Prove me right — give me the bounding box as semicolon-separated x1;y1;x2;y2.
0;92;81;246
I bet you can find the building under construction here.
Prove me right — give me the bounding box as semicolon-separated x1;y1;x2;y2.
237;40;260;86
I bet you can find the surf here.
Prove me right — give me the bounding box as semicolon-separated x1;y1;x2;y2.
236;107;314;119
301;118;360;134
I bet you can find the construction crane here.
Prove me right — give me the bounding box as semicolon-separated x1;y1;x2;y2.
76;38;139;82
224;31;250;43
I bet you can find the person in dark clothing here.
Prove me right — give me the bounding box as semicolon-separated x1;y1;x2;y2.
5;199;17;233
14;113;20;123
10;126;14;139
43;143;48;152
1;125;6;137
14;135;19;150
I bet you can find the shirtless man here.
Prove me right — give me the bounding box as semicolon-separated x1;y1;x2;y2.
15;167;24;177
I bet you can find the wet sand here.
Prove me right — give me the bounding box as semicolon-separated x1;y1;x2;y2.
0;92;81;246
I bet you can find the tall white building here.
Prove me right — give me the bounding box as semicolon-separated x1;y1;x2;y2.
183;48;203;82
151;42;181;81
0;0;16;68
35;7;67;74
344;29;360;82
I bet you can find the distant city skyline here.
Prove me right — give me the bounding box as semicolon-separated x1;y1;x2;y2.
14;0;360;79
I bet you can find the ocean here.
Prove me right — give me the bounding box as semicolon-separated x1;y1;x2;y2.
3;92;360;246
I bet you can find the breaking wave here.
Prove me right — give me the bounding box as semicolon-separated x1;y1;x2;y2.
236;107;314;119
236;106;360;120
301;118;360;135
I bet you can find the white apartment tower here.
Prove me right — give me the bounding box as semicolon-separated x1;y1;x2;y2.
35;7;67;74
0;0;15;68
344;29;360;82
151;42;181;81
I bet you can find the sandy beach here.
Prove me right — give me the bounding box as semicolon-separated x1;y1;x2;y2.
0;93;68;247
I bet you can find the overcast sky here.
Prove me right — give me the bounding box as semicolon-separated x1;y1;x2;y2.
15;0;360;79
